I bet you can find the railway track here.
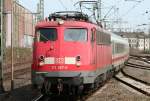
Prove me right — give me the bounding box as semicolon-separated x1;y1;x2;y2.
32;94;45;101
115;54;150;96
121;69;150;86
129;55;150;64
125;62;150;70
125;55;150;70
115;69;150;96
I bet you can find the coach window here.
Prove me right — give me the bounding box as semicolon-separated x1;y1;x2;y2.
64;28;87;42
37;28;57;42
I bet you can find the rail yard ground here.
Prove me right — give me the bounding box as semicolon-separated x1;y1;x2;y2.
0;53;150;101
87;79;150;101
123;57;150;84
0;85;41;101
0;79;149;101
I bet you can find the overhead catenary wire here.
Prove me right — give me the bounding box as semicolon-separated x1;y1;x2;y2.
102;0;125;19
58;0;68;11
102;6;114;20
69;0;80;11
121;0;144;18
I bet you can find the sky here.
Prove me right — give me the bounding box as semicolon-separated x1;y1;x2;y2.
19;0;150;32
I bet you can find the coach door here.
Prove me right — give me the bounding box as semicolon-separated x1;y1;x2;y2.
91;28;96;65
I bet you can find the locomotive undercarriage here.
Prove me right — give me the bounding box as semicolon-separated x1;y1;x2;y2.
40;69;116;97
41;77;84;98
32;64;123;100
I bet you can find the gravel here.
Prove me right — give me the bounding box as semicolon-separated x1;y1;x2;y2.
0;85;40;101
87;79;150;101
87;56;150;101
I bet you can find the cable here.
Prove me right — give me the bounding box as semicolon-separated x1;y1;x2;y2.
102;6;114;20
100;0;124;22
58;0;68;11
69;0;79;11
121;0;144;18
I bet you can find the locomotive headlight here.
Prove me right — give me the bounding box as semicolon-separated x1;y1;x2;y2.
39;55;45;66
76;56;81;61
39;55;45;61
76;56;81;67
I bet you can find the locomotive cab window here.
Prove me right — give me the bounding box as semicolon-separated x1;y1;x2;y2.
64;28;87;42
36;28;57;42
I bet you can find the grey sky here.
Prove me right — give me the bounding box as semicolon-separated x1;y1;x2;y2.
19;0;150;31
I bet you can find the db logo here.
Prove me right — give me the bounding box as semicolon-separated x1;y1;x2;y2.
55;58;64;64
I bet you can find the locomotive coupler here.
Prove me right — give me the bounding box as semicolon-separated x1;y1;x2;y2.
57;79;63;95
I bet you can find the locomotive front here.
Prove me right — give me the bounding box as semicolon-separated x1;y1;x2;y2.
31;16;95;95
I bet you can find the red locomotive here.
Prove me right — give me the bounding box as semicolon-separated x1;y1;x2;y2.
31;11;129;96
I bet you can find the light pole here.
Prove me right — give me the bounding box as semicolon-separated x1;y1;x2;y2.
0;0;5;93
11;0;15;90
97;0;102;22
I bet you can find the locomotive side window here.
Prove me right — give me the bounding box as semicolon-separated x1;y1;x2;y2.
96;30;111;45
37;28;57;42
64;28;87;42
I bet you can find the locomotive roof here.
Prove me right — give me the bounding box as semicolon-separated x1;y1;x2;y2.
35;20;100;29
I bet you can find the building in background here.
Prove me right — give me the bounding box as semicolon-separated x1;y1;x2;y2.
116;32;150;51
3;0;35;48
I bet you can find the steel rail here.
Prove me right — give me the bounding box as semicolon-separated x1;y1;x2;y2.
121;69;150;86
125;62;150;70
32;94;44;101
115;70;150;96
129;56;150;64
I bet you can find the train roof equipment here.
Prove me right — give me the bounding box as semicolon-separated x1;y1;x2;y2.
48;11;89;22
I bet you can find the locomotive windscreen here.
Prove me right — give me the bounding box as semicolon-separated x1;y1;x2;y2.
64;28;87;42
37;28;57;42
